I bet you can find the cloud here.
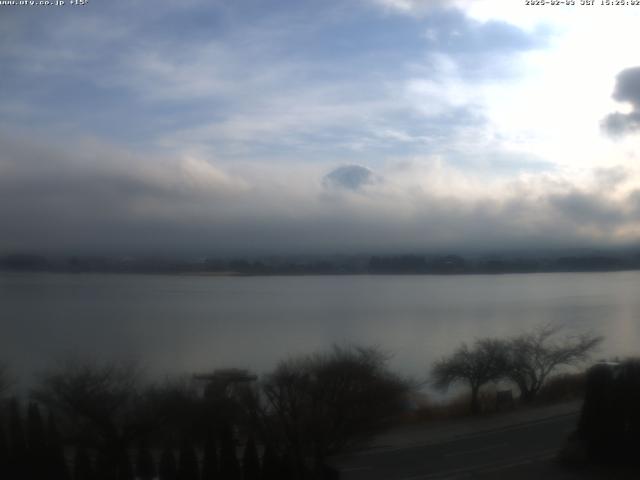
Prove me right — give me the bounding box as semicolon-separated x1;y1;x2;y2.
2;132;640;256
2;0;639;258
0;0;547;167
369;0;473;15
603;66;640;136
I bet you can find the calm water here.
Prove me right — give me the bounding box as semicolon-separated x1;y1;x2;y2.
1;271;639;386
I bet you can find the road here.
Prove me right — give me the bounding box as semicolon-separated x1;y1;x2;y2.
333;413;579;479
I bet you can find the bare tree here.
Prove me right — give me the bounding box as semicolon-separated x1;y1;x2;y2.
194;368;259;432
505;324;602;403
431;338;508;414
31;358;149;476
140;375;208;444
262;345;410;477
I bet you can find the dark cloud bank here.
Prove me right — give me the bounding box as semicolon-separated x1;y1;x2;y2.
603;66;640;136
2;131;640;258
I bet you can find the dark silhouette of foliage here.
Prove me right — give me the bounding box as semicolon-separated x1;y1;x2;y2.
578;363;622;462
8;398;28;479
505;324;601;403
118;449;134;480
33;358;152;478
432;325;601;411
196;368;258;437
432;338;507;414
260;444;280;480
27;402;48;479
219;424;240;480
74;447;94;480
46;412;70;480
178;438;199;480
241;436;260;480
142;377;205;444
0;422;8;477
33;359;145;439
262;345;409;474
159;447;178;480
201;432;218;480
278;452;294;480
95;450;114;480
577;360;640;464
136;442;156;480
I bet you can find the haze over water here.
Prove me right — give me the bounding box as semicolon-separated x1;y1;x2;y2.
2;271;637;387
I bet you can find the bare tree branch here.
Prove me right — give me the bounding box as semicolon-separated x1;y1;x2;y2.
261;344;410;474
31;357;148;459
431;338;508;414
505;324;602;402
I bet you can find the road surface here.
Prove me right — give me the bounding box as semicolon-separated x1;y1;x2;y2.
334;412;579;479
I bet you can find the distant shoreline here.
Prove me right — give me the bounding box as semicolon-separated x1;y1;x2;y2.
2;268;640;277
3;252;640;277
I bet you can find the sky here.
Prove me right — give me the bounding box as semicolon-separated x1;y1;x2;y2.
2;0;640;256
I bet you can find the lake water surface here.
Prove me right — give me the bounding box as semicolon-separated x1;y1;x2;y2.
1;271;639;387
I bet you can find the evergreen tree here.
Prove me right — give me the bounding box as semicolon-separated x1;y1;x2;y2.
8;398;28;479
117;450;134;480
178;439;199;480
279;452;294;480
46;412;70;480
218;425;240;480
259;445;280;480
201;432;218;480
27;402;48;479
241;436;260;480
159;447;178;480
136;442;156;480
0;422;9;477
74;447;94;480
95;450;115;480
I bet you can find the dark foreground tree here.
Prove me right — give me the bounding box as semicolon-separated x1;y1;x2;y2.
27;403;48;479
118;450;134;480
431;338;508;414
159;447;178;480
242;436;260;480
219;424;240;480
201;432;218;480
0;422;8;475
8;398;28;479
178;439;199;480
32;358;149;474
576;360;640;463
263;345;410;476
136;442;156;480
141;377;204;445
46;412;70;480
260;444;280;480
506;324;602;403
74;447;94;480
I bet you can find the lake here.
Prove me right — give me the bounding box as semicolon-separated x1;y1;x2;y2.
1;271;639;388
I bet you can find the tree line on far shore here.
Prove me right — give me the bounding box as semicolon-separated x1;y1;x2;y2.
0;324;602;479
